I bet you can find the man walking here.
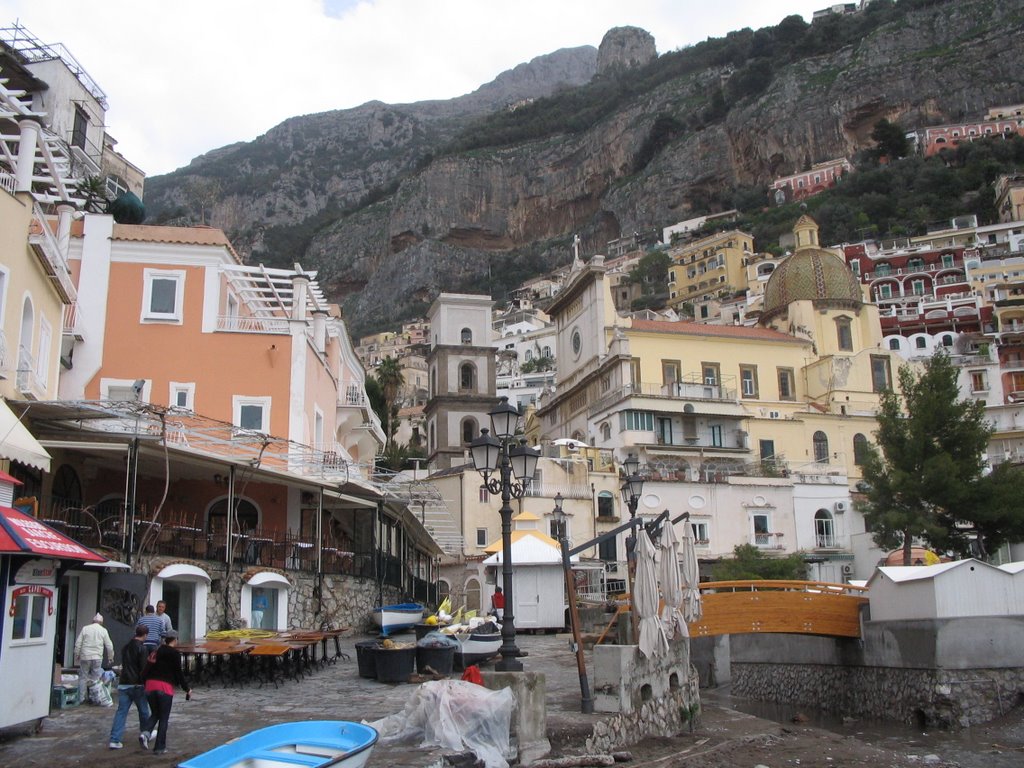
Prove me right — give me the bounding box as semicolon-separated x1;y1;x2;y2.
108;626;152;749
137;605;164;652
74;613;113;704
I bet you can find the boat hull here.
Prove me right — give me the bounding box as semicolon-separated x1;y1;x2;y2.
454;631;501;668
372;603;424;636
178;720;378;768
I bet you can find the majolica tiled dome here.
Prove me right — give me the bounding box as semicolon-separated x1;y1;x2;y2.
762;215;862;321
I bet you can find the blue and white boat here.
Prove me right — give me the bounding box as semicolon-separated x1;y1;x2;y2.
371;602;424;636
178;721;378;768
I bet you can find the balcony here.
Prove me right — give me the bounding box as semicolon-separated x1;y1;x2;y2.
16;345;47;399
588;376;738;418
215;315;290;334
28;204;77;303
63;302;86;341
752;531;785;549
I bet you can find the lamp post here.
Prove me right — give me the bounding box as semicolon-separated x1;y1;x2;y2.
470;397;540;672
620;453;644;644
552;493;594;713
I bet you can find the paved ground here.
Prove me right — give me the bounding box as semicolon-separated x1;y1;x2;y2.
0;631;608;767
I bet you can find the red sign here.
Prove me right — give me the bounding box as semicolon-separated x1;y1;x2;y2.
0;505;105;562
9;585;54;617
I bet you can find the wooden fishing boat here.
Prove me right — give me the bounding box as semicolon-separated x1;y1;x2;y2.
177;720;378;768
452;626;502;667
371;602;424;636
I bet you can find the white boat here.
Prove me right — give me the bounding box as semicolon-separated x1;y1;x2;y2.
452;624;502;667
371;603;424;636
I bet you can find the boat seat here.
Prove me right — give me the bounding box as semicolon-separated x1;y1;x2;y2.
244;750;338;767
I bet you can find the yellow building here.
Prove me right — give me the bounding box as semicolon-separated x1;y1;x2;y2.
534;217;900;581
668;229;754;311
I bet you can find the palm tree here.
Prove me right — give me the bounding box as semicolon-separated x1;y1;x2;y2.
375;357;405;448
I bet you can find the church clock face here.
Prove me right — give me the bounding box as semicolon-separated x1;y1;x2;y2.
571;328;582;358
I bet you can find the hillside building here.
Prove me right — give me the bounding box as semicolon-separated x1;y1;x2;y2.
667;230;755;310
770;158;853;203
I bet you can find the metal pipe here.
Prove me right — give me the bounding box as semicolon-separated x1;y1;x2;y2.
559;526;593;713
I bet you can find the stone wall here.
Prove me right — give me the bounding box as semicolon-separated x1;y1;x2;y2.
732;663;1024;728
139;556;404;633
586;639;701;752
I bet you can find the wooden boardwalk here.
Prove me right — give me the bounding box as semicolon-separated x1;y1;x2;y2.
687;579;869;638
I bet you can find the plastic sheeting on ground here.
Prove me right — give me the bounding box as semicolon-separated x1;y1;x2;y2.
366;679;515;768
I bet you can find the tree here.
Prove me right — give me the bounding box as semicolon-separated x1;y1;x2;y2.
711;544;808;581
375;356;405;449
869;119;911;161
857;353;996;564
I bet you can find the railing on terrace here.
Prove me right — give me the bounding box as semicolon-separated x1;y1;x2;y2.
653;427;747;450
0;170;16;194
588;378;738;417
815;533;839;548
17;344;46;398
29;202;77;301
63;302;86;339
215;315;290;334
752;531;785;549
522;483;594;500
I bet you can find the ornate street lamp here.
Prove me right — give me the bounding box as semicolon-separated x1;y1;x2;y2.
620;453;645;643
470;396;540;671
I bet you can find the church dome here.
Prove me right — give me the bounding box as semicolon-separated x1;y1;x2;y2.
761;215;862;321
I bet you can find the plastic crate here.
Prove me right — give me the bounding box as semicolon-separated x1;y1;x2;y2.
51;685;80;709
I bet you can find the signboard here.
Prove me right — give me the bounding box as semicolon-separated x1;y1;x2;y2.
8;584;54;617
14;557;58;585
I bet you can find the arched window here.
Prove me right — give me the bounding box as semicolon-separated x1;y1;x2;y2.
813;431;829;463
208;497;260;534
51;464;82;504
464;577;481;612
460;328;472;345
600;422;611;441
915;336;927;349
459;362;476;391
542;346;552;358
835;317;853;351
597;491;615;518
853;433;869;465
461;417;478;445
814;509;834;547
941;334;954;347
888;338;900;350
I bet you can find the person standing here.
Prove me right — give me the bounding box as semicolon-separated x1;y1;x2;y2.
141;630;192;756
108;626;152;749
155;600;174;635
490;586;505;621
137;605;164;652
251;589;268;629
74;613;113;703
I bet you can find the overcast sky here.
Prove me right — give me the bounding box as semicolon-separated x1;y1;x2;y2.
2;0;825;177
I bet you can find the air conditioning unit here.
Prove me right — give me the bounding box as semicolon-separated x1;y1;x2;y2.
834;500;848;513
841;564;854;576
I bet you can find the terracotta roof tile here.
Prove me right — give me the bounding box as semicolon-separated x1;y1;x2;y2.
629;318;807;344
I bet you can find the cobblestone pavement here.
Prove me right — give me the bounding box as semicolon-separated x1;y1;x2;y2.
0;631;608;767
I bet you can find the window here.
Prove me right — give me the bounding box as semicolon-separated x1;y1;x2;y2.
10;591;47;642
941;335;953;347
835;317;853;351
739;365;758;398
907;258;924;271
702;363;720;386
777;368;795;400
36;316;51;387
751;513;770;547
525;349;533;362
911;279;926;296
853;433;869;465
598;535;617;562
208;498;259;533
888;338;900;350
662;360;681;389
476;528;488;547
459;362;476;391
478;486;490;503
877;284;892;299
691;521;709;544
813;431;829;463
699;304;709;319
875;263;892;277
461;417;477;445
71;106;88;150
142;269;185;323
759;439;775;460
600;422;611;441
970;370;988;392
170;382;195;410
105;174;129;199
814;509;835;547
597;492;615;518
710;424;723;447
542;346;552;358
571;330;582;356
621;410;655;431
915;336;928;349
942;253;955;268
629;358;641;388
233;396;271;433
461;328;472;345
871;355;892;392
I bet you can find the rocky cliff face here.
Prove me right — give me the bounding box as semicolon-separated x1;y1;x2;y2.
597;26;656;75
144;0;1024;337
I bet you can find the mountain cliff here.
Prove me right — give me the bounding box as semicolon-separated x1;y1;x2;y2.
143;0;1024;337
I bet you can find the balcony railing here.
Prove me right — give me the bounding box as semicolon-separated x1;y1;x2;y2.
16;344;46;399
215;315;290;334
752;531;785;549
815;533;838;548
29;202;76;302
588;377;738;417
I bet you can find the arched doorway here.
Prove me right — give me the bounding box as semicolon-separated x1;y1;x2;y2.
464;577;481;612
241;572;290;630
149;563;210;642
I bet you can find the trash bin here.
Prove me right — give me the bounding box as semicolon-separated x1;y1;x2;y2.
355;641;379;679
414;623;434;642
373;646;416;683
416;644;455;676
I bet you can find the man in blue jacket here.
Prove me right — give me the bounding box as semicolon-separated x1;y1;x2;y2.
108;625;152;749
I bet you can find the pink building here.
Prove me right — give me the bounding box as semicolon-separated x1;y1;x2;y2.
771;158;853;202
920;120;1024;157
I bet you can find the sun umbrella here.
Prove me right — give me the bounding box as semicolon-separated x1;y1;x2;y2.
659;521;687;640
634;528;669;658
680;517;703;623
